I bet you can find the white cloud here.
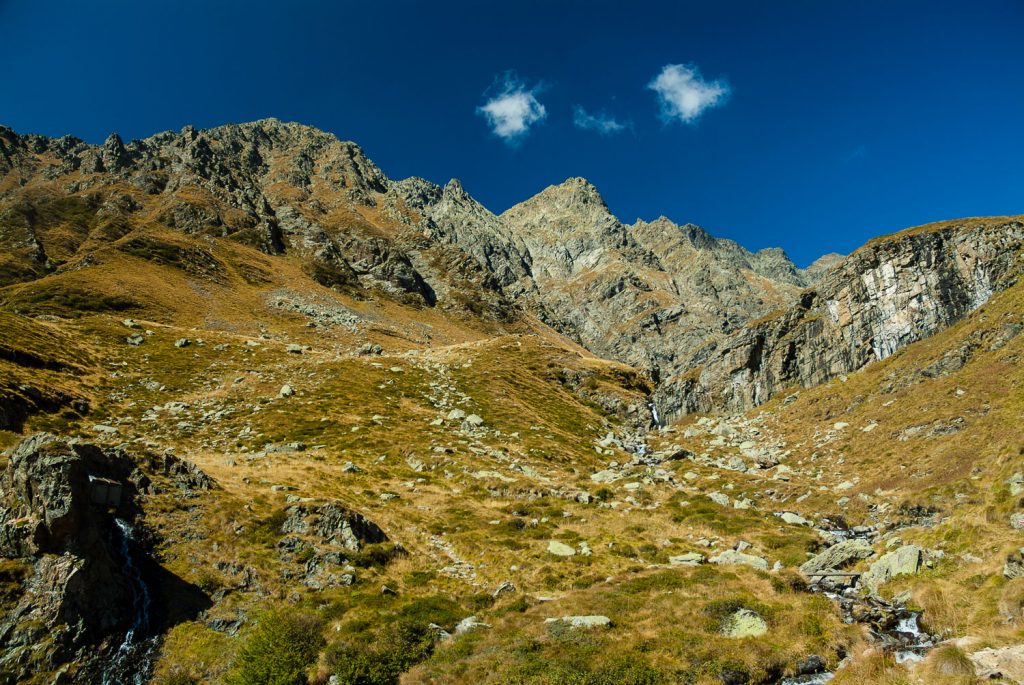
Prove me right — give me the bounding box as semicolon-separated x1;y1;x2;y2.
572;106;627;134
648;63;730;124
477;73;547;144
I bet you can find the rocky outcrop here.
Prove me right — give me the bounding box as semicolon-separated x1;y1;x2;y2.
0;434;212;682
656;218;1024;416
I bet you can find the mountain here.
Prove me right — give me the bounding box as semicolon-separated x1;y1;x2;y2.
1;120;1022;685
0;119;824;395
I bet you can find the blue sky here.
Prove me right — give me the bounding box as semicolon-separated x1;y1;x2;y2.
2;0;1022;265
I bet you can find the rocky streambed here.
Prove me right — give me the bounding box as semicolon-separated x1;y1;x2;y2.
794;523;938;681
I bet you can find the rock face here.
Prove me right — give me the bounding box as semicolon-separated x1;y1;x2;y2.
0;434;211;682
656;218;1024;416
0;434;144;678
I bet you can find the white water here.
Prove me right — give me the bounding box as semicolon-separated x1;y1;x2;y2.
648;402;660;427
101;519;154;685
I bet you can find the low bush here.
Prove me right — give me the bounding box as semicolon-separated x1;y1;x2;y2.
227;609;325;685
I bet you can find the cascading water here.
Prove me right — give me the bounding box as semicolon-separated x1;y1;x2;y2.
101;518;156;685
648;401;661;428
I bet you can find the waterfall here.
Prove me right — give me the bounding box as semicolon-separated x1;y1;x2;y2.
101;519;156;685
648;401;660;428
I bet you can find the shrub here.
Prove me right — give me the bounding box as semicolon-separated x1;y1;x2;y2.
326;620;434;685
227;609;325;685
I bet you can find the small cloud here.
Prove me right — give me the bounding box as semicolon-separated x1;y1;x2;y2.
573;106;628;135
648;63;730;124
477;72;547;144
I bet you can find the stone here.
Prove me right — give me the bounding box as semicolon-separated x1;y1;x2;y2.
709;492;731;507
340;462;362;474
723;609;768;638
463;414;484;427
126;333;145;346
862;544;922;590
92;424;118;434
0;434;210;679
547;540;576;557
1009;473;1024;497
286;343;303;354
446;409;466;421
709;549;769;571
797;655;827;675
122;319;141;329
800;539;874;576
174;338;191;348
780;512;811;526
969;644;1024;682
1004;548;1024;580
669;552;706;566
544;615;611;629
454;616;490;634
590;469;621;484
279;384;295;398
493;581;516;598
1011;513;1024;531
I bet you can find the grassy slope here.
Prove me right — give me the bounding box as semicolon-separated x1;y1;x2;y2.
2;199;1022;683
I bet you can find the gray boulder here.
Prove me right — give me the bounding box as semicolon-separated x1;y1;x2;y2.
862;544;922;590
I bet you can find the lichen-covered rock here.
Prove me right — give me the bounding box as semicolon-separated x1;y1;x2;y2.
800;539;875;576
862;544;923;591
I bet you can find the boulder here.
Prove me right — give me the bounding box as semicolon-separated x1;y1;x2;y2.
547;540;576;557
544;615;611;629
969;644;1024;682
281;502;388;552
1004;548;1024;580
862;544;922;590
454;616;491;634
709;549;769;571
669;552;706;566
590;469;621;484
799;539;874;576
723;609;768;638
780;512;812;527
709;492;731;507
